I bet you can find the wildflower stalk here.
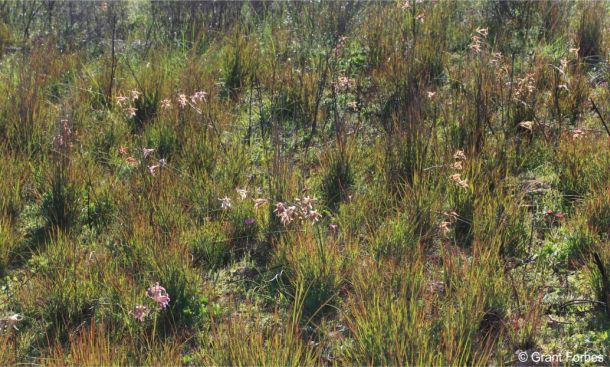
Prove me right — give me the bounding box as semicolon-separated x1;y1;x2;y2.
314;224;326;270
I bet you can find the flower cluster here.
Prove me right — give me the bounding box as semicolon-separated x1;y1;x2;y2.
335;76;355;92
450;173;469;190
0;313;23;332
469;28;488;54
572;128;586;139
130;305;149;322
116;90;141;118
162;91;208;112
52;119;74;153
274;196;322;226
146;282;170;309
452;149;466;171
513;72;536;99
118;146;138;165
450;150;469;189
129;283;170;322
439;211;459;236
148;158;166;176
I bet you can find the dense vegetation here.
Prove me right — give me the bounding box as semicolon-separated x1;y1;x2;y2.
0;1;609;365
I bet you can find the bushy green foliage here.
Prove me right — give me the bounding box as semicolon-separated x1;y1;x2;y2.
1;1;610;364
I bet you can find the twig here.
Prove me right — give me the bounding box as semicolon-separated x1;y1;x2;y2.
590;98;610;138
558;299;606;310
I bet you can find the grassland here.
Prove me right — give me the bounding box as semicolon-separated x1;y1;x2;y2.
0;1;610;365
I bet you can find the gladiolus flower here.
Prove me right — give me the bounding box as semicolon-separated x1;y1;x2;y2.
299;196;316;210
191;91;207;104
116;95;128;106
177;94;188;108
161;99;171;110
572;129;585;139
131;305;149;322
147;283;170;309
143;148;155;159
131;89;141;101
0;314;23;331
219;196;232;210
453;150;467;161
450;174;469;189
126;107;137;118
307;209;322;223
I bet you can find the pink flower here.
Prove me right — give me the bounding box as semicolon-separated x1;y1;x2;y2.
161;99;171;110
572;129;586;139
148;164;159;175
190;91;207;104
274;202;296;226
336;76;353;91
177;94;188;109
307;209;322;223
274;202;287;214
299;196;316;210
131;305;149;322
147;283;170;309
142;148;155;159
439;221;451;235
131;89;141;101
125;107;137;118
453;150;467;161
329;223;338;232
470;35;482;53
244;218;255;225
450;174;469;189
116;95;128;107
